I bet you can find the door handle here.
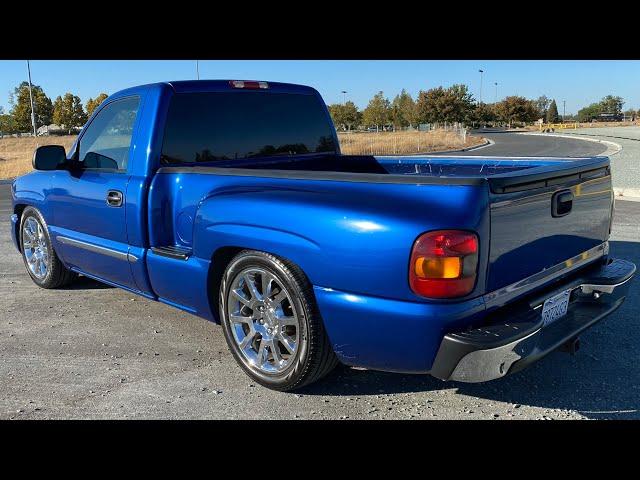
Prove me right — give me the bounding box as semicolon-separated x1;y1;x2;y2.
106;190;123;207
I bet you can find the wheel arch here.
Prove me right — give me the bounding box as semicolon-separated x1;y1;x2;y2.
206;245;317;324
13;204;28;252
207;246;244;323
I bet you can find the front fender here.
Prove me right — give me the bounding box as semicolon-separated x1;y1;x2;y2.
11;171;53;251
11;171;51;214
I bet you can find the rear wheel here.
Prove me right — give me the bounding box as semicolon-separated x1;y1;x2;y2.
219;250;338;391
19;207;77;289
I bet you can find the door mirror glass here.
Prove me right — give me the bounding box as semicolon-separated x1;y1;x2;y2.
83;152;118;170
32;145;67;171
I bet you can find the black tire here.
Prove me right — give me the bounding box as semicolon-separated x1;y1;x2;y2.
219;250;338;391
19;206;77;289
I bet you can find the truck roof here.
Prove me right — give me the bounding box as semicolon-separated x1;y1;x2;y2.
166;80;318;95
108;80;320;100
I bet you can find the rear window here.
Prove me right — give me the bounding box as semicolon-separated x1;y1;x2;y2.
161;92;337;165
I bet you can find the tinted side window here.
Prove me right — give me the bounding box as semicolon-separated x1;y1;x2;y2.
78;97;140;171
161;92;337;165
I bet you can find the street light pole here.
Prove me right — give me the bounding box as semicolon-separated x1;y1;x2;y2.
478;69;484;103
196;60;200;80
494;82;498;103
26;60;37;136
563;100;566;122
341;90;347;104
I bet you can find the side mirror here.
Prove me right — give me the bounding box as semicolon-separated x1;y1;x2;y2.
33;145;67;171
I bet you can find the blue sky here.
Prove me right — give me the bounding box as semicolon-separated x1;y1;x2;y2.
1;60;639;115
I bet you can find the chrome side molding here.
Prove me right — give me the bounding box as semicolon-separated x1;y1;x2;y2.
57;236;136;263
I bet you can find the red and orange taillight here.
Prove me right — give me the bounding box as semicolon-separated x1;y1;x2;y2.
409;230;479;299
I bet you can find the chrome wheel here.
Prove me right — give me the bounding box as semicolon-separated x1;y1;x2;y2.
227;268;300;374
22;216;49;280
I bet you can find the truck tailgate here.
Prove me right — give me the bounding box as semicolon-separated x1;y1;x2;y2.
487;158;613;292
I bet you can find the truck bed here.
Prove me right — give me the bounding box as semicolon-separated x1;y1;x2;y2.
157;153;613;300
175;153;610;190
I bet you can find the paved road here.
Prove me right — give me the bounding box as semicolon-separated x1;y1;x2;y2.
450;129;608;157
548;127;640;195
1;181;638;420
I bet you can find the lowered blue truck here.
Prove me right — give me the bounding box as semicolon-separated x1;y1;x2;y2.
10;80;635;390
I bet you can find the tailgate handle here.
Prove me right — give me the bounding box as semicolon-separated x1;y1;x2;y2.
552;190;573;217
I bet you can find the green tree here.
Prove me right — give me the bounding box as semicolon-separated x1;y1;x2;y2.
362;91;391;130
450;84;477;124
328;101;361;131
53;93;88;133
328;104;344;130
546;99;560;123
494;96;539;127
599;95;624;115
86;93;109;116
577;103;601;122
9;81;53;132
415;84;475;124
0;113;18;135
577;96;624;122
390;89;416;129
415;87;443;124
472;102;498;126
535;95;551;120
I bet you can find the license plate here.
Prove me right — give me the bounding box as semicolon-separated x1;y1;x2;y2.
541;289;571;326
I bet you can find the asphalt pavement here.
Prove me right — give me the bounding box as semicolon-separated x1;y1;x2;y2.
452;129;608;157
1;132;638;419
542;127;640;196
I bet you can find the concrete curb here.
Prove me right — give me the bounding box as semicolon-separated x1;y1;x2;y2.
462;137;494;152
518;132;623;157
614;188;640;201
559;131;640;142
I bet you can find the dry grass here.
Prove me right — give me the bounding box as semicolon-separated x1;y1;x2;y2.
338;129;484;155
0;129;484;179
0;135;77;179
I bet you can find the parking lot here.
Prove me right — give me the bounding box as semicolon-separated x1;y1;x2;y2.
1;133;639;419
551;126;640;197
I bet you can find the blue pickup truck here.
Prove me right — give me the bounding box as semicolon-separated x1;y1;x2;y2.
10;80;635;391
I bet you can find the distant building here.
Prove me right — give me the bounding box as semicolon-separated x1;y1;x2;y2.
37;124;81;136
596;113;623;122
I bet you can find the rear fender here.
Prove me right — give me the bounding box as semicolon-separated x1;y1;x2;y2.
190;180;490;303
194;222;325;282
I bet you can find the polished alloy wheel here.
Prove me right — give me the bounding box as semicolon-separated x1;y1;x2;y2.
227;268;300;374
22;217;49;279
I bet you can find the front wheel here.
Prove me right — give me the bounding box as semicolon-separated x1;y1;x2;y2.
19;207;77;289
219;250;338;391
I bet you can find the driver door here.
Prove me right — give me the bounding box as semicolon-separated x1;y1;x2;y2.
49;96;141;290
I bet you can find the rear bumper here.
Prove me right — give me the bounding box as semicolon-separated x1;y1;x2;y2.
430;258;635;383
